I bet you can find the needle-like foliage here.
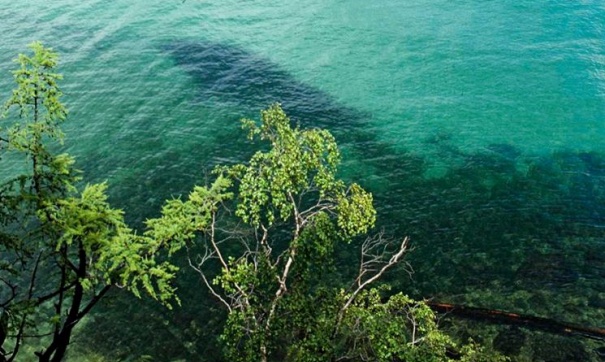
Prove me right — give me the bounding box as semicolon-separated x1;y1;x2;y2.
0;42;179;362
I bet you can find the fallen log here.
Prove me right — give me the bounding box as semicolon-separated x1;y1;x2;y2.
427;301;605;341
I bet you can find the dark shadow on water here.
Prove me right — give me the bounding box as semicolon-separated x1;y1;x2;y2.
95;40;380;229
161;41;368;135
76;40;385;361
75;40;605;361
373;141;605;315
366;142;605;361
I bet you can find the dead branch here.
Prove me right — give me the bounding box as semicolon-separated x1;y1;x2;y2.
187;246;231;312
336;236;410;329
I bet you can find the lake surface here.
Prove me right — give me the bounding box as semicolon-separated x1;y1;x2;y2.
1;0;604;358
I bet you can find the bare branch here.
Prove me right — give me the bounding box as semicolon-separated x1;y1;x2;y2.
298;199;334;222
186;245;231;312
209;211;229;272
34;281;77;306
0;277;17;308
74;286;111;323
257;224;271;257
335;236;410;331
263;191;302;336
186;214;256;321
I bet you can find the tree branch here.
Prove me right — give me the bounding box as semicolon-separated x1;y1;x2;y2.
7;252;42;362
34;281;76;306
187;245;232;312
0;278;17;309
335;236;410;331
75;285;111;322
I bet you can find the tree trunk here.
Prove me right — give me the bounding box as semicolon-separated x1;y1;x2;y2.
427;301;605;341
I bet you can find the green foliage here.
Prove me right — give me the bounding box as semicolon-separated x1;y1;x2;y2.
149;104;501;361
337;289;451;361
42;183;178;305
0;42;178;362
0;43;501;362
145;105;374;358
228;104;375;236
145;176;233;253
3;41;66;143
283;287;507;362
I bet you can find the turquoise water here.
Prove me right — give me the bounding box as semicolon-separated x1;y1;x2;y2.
2;0;605;358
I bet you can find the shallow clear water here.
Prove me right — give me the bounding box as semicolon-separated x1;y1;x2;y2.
1;0;604;355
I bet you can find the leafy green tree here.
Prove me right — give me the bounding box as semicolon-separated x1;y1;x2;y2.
146;105;503;361
0;42;179;362
1;43;503;362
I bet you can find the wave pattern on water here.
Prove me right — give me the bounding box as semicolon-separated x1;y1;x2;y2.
1;0;605;360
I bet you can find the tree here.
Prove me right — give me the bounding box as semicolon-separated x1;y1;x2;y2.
0;42;179;362
1;43;503;362
146;105;503;361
